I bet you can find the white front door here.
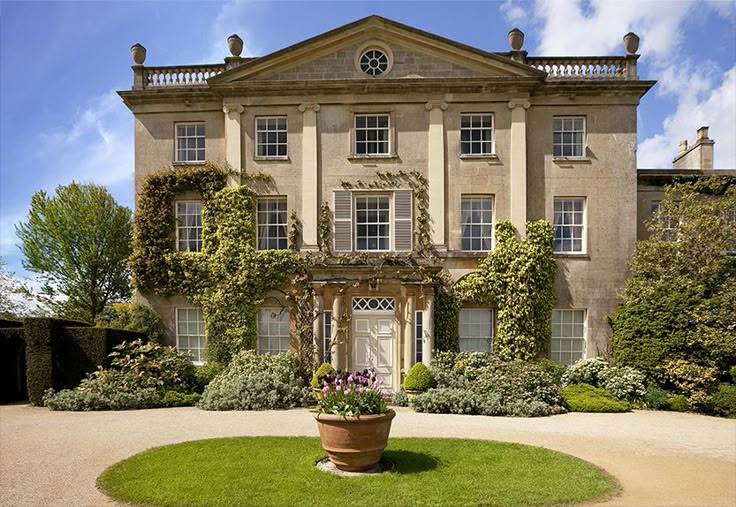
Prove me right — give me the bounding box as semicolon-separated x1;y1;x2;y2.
352;315;394;389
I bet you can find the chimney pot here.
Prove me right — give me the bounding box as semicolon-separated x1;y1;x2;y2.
678;140;688;153
696;126;710;141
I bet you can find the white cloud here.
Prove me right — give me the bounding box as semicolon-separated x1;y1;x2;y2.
37;90;133;188
500;0;528;25
638;65;736;169
205;0;262;62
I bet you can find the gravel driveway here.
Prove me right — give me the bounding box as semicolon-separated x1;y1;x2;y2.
1;404;734;507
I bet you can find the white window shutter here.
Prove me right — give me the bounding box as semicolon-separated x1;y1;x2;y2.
393;190;413;252
333;190;352;252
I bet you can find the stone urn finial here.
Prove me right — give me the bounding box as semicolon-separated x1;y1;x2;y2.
227;34;244;57
623;32;640;55
508;28;525;51
131;43;147;65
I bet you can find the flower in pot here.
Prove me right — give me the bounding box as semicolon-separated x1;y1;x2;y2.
313;368;395;472
310;362;336;400
402;362;435;400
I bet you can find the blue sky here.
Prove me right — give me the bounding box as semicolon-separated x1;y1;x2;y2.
1;0;735;279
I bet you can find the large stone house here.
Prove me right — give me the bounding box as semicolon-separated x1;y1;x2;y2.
120;15;720;388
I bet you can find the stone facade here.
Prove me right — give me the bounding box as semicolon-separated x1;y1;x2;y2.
120;15;665;383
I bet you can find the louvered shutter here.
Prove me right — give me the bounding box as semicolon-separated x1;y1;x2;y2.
333;190;353;252
393;190;413;252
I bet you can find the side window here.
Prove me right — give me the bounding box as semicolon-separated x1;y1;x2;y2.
257;198;288;250
461;196;493;251
176;307;205;364
354;114;390;155
460;114;494;155
255;117;288;158
458;309;493;352
553;198;585;254
176;201;202;252
551;309;586;365
257;308;290;355
175;123;205;162
553;117;585;157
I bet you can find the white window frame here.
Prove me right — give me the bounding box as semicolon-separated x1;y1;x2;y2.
553;197;586;254
460;113;495;156
256;197;288;250
458;309;494;353
461;196;494;252
354;194;392;252
175;200;202;252
415;310;424;364
175;307;205;365
353;114;391;156
551;309;587;365
175;122;205;163
257;307;291;355
553;116;586;158
255;116;288;159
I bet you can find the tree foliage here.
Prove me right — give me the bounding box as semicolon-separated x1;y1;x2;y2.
16;183;132;322
610;176;736;406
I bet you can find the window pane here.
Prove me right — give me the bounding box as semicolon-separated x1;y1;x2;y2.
460;197;493;251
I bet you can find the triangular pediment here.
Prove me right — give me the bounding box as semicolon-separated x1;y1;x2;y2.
209;15;544;84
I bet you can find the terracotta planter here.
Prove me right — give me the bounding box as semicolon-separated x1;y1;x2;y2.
313;409;396;472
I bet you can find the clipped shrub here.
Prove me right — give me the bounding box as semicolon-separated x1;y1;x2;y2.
668;395;689;412
598;366;647;402
431;351;496;388
470;359;562;406
730;365;736;383
310;362;336;388
402;362;435;391
391;388;409;407
43;385;161;411
96;302;165;343
161;390;201;407
707;384;736;418
198;350;313;411
561;384;630;413
561;358;609;387
642;383;672;410
662;359;718;407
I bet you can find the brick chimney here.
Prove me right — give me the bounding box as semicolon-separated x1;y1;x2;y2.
673;126;714;169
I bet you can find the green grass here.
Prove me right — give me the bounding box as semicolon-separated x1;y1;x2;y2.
98;437;617;507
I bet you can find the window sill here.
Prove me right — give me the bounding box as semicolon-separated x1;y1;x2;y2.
553;157;591;167
254;156;290;162
348;155;398;162
554;253;590;260
173;161;206;166
459;154;501;164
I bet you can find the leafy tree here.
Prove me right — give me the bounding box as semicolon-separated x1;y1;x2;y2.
610;176;736;407
16;183;132;322
96;301;165;343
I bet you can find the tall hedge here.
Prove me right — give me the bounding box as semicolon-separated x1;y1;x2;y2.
24;317;145;405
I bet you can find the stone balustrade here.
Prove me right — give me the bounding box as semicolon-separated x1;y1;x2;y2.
527;56;634;80
140;64;226;88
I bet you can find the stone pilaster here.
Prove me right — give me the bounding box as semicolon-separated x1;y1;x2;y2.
422;294;434;366
507;99;530;236
403;294;415;373
313;293;323;365
330;293;343;370
223;104;244;176
299;103;320;250
426;101;447;250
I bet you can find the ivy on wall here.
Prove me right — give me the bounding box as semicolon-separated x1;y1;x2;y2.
132;164;556;367
438;220;557;359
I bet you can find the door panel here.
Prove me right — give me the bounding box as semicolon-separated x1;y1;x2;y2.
352;315;394;389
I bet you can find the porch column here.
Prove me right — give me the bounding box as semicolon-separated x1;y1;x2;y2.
299;103;320;250
508;99;530;236
423;294;434;366
426;101;447;249
313;293;323;366
330;294;343;370
403;295;415;373
223;104;244;174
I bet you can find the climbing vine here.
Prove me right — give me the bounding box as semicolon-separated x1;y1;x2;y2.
318;200;332;254
341;170;431;252
450;220;557;360
288;210;301;251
